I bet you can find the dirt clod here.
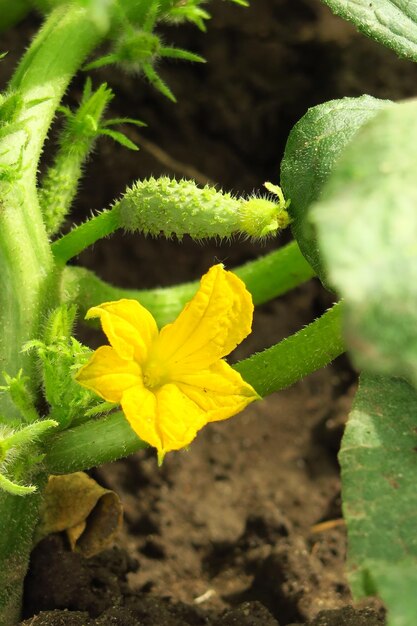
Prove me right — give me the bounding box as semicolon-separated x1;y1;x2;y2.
289;605;385;626
214;601;280;626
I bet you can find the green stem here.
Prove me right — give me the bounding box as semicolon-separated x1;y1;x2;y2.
40;82;115;236
0;6;106;414
46;412;147;474
9;5;105;180
235;241;315;304
235;301;346;396
0;474;46;625
52;207;121;264
60;241;316;326
46;302;344;475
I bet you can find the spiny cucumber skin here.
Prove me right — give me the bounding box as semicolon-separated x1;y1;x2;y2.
117;177;288;240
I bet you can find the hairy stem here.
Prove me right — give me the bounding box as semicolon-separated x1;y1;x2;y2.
0;474;46;625
52;207;121;263
61;241;316;326
40;82;115;235
234;301;345;396
0;6;106;412
9;5;105;180
46;412;147;474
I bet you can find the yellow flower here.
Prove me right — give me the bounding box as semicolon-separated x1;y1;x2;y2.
75;264;259;463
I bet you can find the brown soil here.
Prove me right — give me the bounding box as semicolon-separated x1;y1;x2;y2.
3;0;417;624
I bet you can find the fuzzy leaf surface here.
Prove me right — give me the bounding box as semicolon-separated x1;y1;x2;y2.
340;374;417;624
322;0;417;61
311;98;417;385
280;95;389;286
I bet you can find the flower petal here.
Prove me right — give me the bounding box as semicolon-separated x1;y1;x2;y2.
155;383;207;453
75;346;142;402
86;299;158;363
120;384;160;450
155;265;253;373
175;359;259;422
121;383;206;460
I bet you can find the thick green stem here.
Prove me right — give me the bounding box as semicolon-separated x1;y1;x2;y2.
235;241;316;305
0;474;46;625
46;412;147;474
235;301;346;396
46;302;344;475
0;6;106;413
9;6;103;178
61;241;316;326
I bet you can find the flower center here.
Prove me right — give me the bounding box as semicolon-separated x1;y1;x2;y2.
142;358;169;390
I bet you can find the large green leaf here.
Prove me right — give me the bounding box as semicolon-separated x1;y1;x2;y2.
312;98;417;387
365;561;417;626
280;95;390;286
322;0;417;61
340;374;417;625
